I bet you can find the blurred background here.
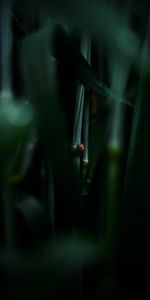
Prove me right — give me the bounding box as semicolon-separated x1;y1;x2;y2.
0;0;150;299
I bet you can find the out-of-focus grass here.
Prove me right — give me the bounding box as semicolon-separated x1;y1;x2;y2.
21;24;73;171
0;234;102;299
